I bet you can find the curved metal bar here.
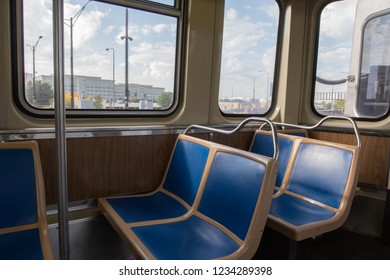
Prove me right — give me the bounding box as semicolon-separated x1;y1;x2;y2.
316;76;347;85
269;116;361;148
183;117;279;160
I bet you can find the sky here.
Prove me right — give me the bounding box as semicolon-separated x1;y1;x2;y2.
219;0;279;101
315;0;358;93
23;0;383;101
24;0;177;92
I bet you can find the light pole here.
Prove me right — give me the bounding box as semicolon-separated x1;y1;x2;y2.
27;35;43;103
258;70;270;105
106;47;115;108
121;9;133;109
64;0;91;109
243;74;259;103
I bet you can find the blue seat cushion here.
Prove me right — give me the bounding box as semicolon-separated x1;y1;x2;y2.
132;216;239;260
251;135;293;187
163;140;209;206
269;194;336;226
107;192;188;223
286;143;352;208
0;149;38;228
0;228;43;260
197;152;265;240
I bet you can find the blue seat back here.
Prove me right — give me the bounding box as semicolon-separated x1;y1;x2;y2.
197;151;266;240
286;143;353;208
250;133;294;187
0;149;38;228
0;141;53;260
163;139;210;206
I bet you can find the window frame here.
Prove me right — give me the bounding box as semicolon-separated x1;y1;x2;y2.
10;0;186;118
217;0;283;118
312;0;390;121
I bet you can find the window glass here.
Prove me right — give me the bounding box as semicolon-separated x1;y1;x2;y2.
145;0;175;6
218;0;280;115
314;0;390;119
357;12;390;117
22;0;179;113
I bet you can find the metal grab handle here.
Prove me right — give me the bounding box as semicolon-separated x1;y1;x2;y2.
260;116;361;148
183;117;279;160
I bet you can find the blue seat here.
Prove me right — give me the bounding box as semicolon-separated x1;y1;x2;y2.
267;138;361;241
99;135;278;259
0;141;53;260
99;134;210;225
250;131;297;188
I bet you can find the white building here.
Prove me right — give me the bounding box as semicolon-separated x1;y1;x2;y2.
115;83;165;102
37;74;165;105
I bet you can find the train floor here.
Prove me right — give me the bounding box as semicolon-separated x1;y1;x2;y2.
48;213;390;260
255;226;390;260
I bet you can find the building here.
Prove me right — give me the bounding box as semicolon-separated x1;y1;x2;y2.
115;83;165;102
38;74;113;101
36;74;165;108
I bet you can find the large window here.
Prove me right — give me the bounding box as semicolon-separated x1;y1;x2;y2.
314;0;390;119
17;0;183;116
218;0;280;115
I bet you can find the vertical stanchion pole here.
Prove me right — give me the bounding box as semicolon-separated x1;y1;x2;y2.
53;0;70;259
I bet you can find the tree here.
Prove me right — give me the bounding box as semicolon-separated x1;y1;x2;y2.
94;94;104;109
333;99;345;111
26;80;54;107
156;92;173;109
65;92;80;108
130;97;139;103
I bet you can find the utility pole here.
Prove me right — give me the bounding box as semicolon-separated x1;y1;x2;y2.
27;35;43;104
106;48;115;108
65;0;91;108
121;9;133;108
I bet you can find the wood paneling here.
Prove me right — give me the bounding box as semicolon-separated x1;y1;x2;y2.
37;134;177;204
309;131;390;187
37;130;389;204
213;131;254;150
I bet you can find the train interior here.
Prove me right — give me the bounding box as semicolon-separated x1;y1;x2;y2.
1;0;390;260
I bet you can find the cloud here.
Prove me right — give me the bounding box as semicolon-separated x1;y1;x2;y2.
221;8;269;65
226;8;237;20
103;25;116;34
23;0;54;75
320;0;357;40
130;42;175;90
219;5;279;98
64;2;105;49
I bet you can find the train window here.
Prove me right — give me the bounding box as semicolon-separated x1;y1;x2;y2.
218;0;280;115
314;0;390;119
17;0;183;116
357;11;390;118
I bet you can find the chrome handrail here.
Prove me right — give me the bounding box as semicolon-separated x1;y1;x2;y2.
260;116;361;148
183;117;279;160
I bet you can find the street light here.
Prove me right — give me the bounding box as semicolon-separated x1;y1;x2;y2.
106;47;115;108
64;0;91;109
258;70;270;105
243;74;259;103
121;8;133;109
27;35;43;103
